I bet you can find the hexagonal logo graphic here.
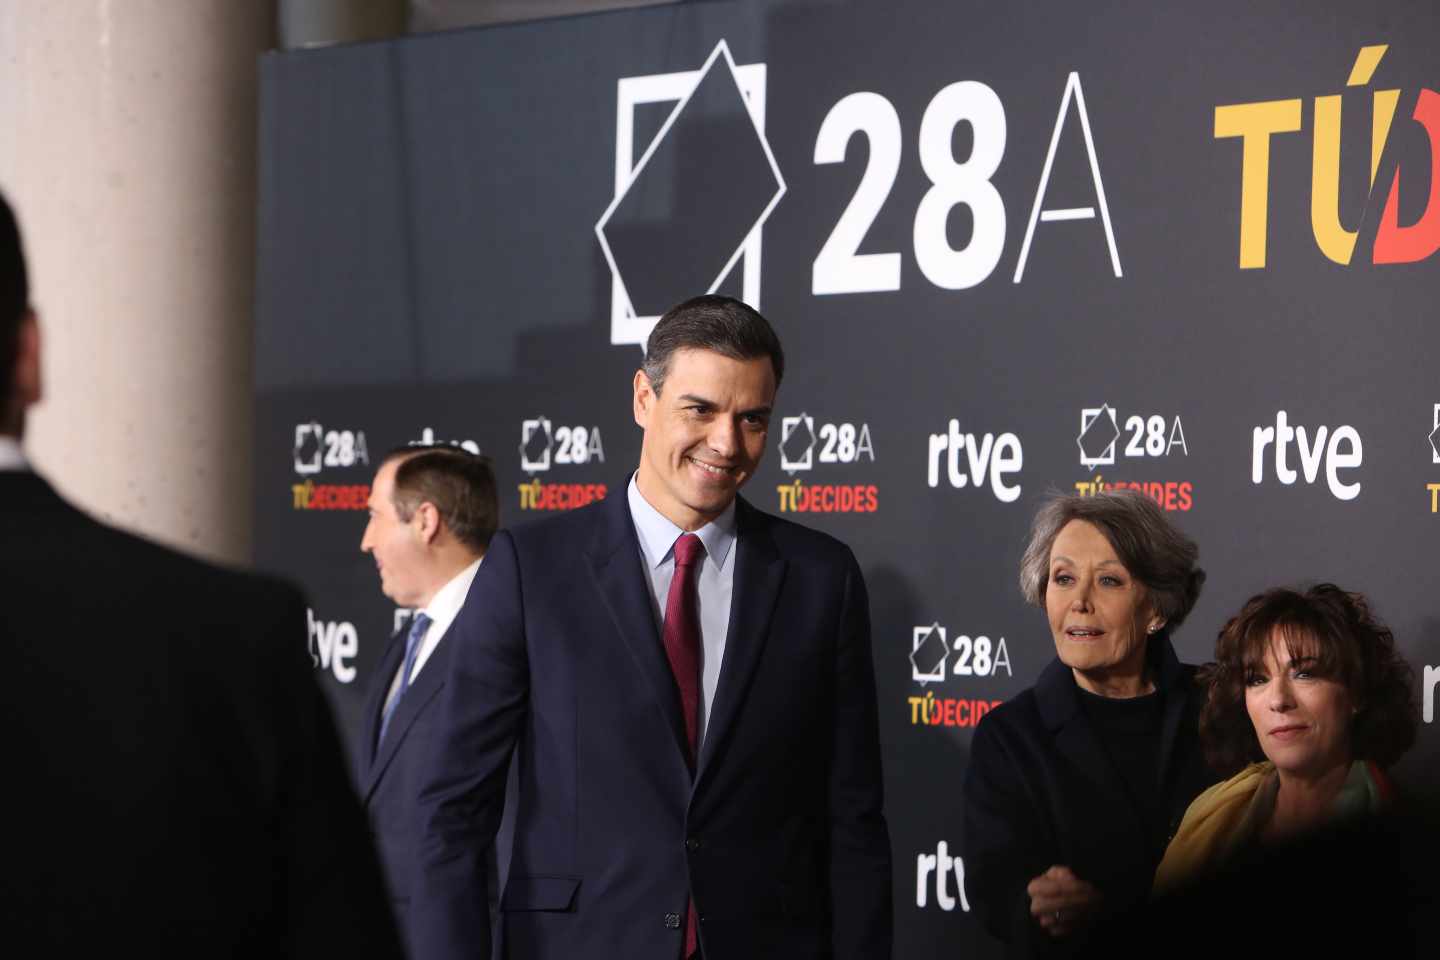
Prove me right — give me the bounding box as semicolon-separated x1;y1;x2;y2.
520;417;554;473
596;39;786;348
1431;404;1440;463
910;623;949;686
1078;404;1120;470
779;414;817;473
294;422;324;476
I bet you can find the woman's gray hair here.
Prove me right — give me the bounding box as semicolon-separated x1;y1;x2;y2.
1018;490;1206;629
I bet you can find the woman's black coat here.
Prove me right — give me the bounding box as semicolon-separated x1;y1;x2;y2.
962;637;1217;956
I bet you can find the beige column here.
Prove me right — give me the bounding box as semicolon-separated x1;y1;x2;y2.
0;1;274;565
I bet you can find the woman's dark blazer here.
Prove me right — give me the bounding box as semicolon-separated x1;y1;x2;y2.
962;637;1216;956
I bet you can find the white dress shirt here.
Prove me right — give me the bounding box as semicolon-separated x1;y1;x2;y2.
627;473;737;747
0;436;27;472
381;555;483;716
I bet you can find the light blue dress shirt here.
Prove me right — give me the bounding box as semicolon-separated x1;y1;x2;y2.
627;474;737;748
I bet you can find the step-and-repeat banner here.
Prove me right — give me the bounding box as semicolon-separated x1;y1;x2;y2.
254;1;1440;954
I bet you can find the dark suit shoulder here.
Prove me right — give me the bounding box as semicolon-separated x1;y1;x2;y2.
505;493;611;548
738;498;857;565
502;489;861;572
100;520;296;598
98;520;302;635
746;506;850;553
5;479;305;658
13;480;294;596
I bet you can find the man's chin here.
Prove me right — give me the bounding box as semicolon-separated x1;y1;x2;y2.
683;486;739;519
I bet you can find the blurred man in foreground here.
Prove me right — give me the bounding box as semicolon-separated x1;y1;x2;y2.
0;190;401;955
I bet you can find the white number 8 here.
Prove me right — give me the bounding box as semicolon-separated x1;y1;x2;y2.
913;81;1006;290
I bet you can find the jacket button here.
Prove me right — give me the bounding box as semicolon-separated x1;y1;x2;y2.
664;912;681;929
685;837;701;852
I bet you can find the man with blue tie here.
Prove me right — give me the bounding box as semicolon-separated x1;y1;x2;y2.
359;444;499;952
413;296;892;960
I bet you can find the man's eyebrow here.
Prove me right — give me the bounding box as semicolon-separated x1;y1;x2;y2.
674;394;772;417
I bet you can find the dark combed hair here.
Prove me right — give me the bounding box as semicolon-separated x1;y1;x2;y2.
641;295;784;396
0;191;30;405
1199;584;1418;776
385;445;499;554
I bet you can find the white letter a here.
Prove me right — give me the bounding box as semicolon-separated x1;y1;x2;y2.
1014;72;1122;283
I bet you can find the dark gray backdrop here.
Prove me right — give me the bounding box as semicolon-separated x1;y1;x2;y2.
254;2;1440;954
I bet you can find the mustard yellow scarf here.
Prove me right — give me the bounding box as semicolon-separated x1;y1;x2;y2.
1153;760;1384;897
1153;762;1272;897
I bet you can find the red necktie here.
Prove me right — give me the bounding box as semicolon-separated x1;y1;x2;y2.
662;532;703;958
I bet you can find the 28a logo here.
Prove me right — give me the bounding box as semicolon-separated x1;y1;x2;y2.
779;414;875;473
293;422;369;476
520;417;605;473
1077;405;1187;470
813;71;1122;294
910;623;1011;684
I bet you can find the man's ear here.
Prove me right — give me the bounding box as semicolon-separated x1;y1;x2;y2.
413;501;441;545
3;310;39;433
633;368;655;428
14;310;40;407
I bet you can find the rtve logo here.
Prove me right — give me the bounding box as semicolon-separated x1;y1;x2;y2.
1424;666;1439;723
1217;45;1440;268
412;426;481;456
1251;411;1363;501
915;842;969;912
926;420;1023;502
307;608;357;684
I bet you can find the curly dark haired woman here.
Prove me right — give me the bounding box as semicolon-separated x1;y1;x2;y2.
1153;583;1418;893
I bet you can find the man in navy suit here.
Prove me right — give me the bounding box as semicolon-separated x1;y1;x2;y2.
359;444;500;951
413;295;892;960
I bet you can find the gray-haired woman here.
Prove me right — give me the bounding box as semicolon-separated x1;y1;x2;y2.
963;490;1216;956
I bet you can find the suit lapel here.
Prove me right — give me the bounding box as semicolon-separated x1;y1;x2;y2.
358;626;406;780
695;498;786;790
585;493;692;766
363;653;447;802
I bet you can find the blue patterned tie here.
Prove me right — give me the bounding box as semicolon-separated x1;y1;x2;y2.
378;612;431;748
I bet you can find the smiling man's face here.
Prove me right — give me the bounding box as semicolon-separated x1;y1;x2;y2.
632;347;775;531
